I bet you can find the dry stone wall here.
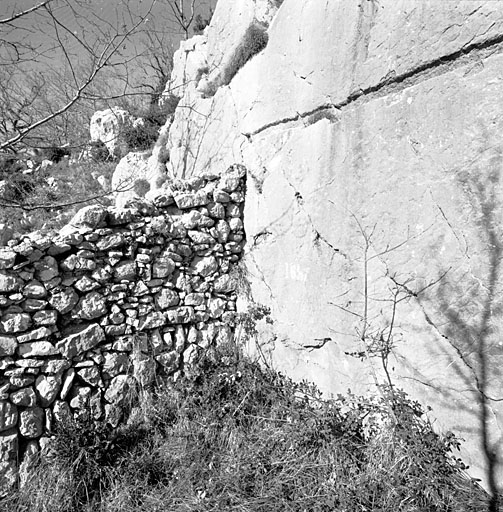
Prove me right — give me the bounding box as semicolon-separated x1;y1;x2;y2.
0;165;246;494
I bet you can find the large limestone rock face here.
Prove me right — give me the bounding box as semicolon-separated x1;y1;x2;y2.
161;0;503;487
161;0;282;178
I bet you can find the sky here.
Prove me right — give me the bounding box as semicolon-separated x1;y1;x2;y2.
0;0;216;63
0;0;216;148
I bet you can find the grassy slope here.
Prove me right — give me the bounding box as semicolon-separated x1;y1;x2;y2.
3;342;489;512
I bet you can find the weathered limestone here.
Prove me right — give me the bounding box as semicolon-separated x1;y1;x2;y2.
156;0;503;490
90;107;137;159
111;151;155;208
164;34;208;99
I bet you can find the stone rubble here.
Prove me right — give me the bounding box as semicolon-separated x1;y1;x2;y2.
0;165;246;495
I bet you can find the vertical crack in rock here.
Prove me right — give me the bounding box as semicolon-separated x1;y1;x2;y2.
432;195;471;260
280;168;347;261
350;0;379;91
245;250;275;304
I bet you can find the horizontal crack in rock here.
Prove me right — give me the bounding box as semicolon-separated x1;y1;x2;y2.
246;33;503;138
304;337;333;351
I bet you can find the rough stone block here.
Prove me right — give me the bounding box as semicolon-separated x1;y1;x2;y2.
56;324;105;359
0;250;16;270
18;341;59;358
49;288;79;314
0;335;16;356
10;387;36;407
35;375;61;407
155;289;179;309
19;407;44;438
1;313;31;334
0;271;21;293
0;402;17;433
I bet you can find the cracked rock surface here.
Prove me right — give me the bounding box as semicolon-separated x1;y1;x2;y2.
156;0;503;489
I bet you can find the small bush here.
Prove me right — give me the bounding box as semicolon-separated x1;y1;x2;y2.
123;101;179;152
84;140;110;162
219;23;269;91
4;342;488;512
0;153;23;175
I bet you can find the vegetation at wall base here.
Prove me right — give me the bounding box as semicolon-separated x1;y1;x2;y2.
3;342;490;512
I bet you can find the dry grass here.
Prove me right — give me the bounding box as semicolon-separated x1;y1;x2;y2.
3;343;490;512
0;159;116;237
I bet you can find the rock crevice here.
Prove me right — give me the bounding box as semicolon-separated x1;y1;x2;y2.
246;31;503;138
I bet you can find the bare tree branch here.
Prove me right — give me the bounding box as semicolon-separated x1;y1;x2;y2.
0;1;52;25
0;0;157;152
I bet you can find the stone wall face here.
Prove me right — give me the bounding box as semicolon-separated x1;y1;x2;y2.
0;165;246;494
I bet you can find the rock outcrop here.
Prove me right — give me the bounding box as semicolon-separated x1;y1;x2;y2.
90;107;143;160
163;34;208;100
157;0;503;489
111;151;152;208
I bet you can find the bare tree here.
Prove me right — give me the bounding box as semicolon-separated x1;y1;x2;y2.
134;27;175;107
166;0;198;40
162;0;213;40
0;0;157;153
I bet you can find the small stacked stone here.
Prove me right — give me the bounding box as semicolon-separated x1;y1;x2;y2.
0;164;247;495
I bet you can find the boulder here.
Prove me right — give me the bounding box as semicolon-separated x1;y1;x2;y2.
64;205;107;230
111;151;164;208
90;107;136;159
